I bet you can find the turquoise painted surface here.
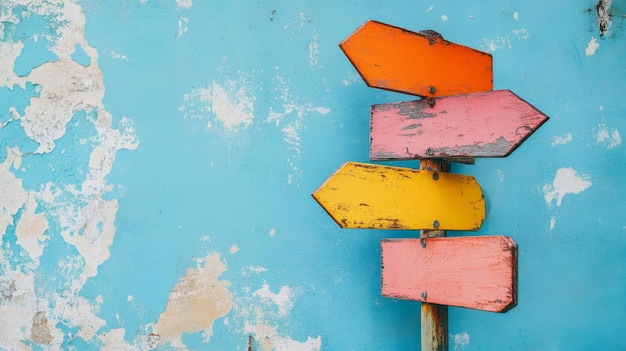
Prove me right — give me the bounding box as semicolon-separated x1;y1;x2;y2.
0;0;625;350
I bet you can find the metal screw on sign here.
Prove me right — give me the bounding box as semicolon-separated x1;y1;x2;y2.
427;97;436;108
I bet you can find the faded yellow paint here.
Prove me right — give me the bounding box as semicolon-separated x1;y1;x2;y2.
312;162;485;231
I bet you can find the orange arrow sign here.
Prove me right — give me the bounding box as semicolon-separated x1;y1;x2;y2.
340;20;493;97
370;90;549;160
312;162;485;231
381;236;518;312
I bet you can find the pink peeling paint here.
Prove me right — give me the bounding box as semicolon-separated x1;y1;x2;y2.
381;236;517;312
370;89;548;160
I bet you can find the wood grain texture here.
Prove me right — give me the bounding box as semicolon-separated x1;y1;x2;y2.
339;20;492;97
381;236;518;312
420;159;448;351
370;90;549;160
312;162;485;231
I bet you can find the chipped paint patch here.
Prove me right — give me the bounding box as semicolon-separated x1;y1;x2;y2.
550;216;557;229
586;37;600;56
478;36;512;52
497;169;505;181
452;331;470;350
253;284;293;317
266;71;330;185
552;133;573;146
230;244;240;254
441;14;449;21
543;167;592;207
243;265;269;276
155;253;233;347
596;123;621;149
176;0;192;9
180;76;256;131
309;34;322;68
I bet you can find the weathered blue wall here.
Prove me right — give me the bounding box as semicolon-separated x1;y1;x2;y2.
1;0;625;350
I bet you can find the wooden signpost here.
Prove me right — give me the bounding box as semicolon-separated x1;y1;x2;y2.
314;20;548;351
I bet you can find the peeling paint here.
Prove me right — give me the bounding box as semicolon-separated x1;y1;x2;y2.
552;133;573;146
180;77;256;131
155;253;233;348
596;123;621;149
543;167;592;207
309;34;322;68
452;331;470;350
253;284;294;317
586;37;600;56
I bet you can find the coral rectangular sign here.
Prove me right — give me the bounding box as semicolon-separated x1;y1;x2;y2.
381;236;518;312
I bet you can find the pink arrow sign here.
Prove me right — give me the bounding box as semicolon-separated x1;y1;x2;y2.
370;89;549;160
381;236;518;313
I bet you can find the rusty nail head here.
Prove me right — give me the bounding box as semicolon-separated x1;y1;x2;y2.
429;86;436;94
427;97;435;108
433;220;440;228
433;172;439;181
421;238;426;248
421;291;427;300
426;147;434;156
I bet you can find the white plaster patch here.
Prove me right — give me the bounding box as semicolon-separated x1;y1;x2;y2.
586;37;600;56
596;123;621;149
110;51;130;61
550;216;556;230
15;193;49;262
154;253;233;348
551;133;572;146
497;169;505;181
441;14;449;21
427;5;433;12
543;167;592;207
266;71;330;185
100;328;135;351
244;321;322;351
452;331;470;350
309;34;322;68
253;284;293;317
513;12;519;20
176;0;192;9
269;228;276;237
243;265;269;276
478;36;512;52
513;28;529;40
177;16;189;36
180;77;256;131
230;244;240;254
0;147;28;238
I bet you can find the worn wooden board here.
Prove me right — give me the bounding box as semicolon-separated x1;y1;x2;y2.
370;90;549;160
312;162;485;231
339;20;492;98
381;236;518;312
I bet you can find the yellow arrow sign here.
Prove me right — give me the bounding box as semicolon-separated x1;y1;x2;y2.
312;162;485;231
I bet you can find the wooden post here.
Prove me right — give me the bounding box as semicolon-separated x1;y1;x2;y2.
420;159;449;351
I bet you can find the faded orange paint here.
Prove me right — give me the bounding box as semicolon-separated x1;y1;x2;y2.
381;236;518;313
340;20;493;97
